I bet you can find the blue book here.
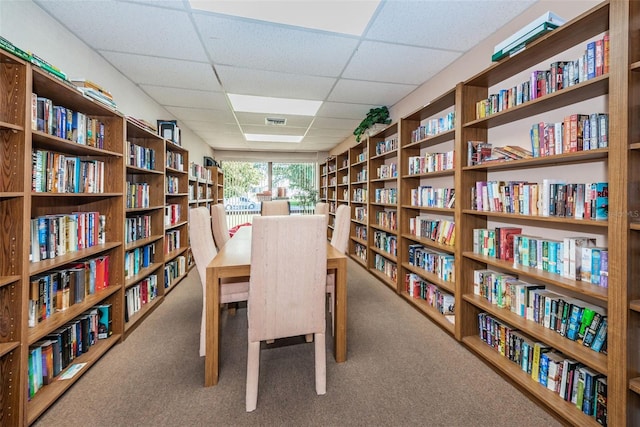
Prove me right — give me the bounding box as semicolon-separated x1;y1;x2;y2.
590;317;608;353
586;41;596;80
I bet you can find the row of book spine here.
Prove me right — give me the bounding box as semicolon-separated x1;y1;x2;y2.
31;93;105;148
407;150;454;175
126;181;150;209
125;214;152;244
405;273;455;315
165;230;181;254
375;210;397;231
374;137;399;156
373;188;397;204
189;162;212;181
355;225;367;241
28;304;112;400
354;207;367;222
32;149;105;193
530;113;608;156
353;188;367;203
376;163;397;179
28;255;110;327
473;270;607;353
373;253;397;283
125;275;158;321
164;204;182;226
166;176;180;194
410;111;455;143
124;243;155;279
30;212;105;263
475;33;609;120
166;151;184;171
373;230;397;257
408;244;455;282
409;186;455;209
409;216;455;247
471;180;608;220
164;256;186;289
354;243;367;262
478;312;607;425
127;141;156;170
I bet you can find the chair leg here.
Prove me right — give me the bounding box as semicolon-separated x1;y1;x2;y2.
305;334;313;343
246;340;260;412
328;290;335;336
314;332;326;395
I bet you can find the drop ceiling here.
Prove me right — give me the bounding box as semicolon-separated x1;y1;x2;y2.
33;0;535;153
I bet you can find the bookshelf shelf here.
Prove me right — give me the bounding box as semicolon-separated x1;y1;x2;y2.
463;148;609;171
630;300;640;313
165;220;188;231
0;341;20;358
369;268;396;290
125;262;164;289
463;293;608;374
0;120;23;131
27;285;122;345
28;242;121;277
461;209;609;227
124;297;163;334
630;378;640;395
125;235;164;251
0;192;23;199
402;169;455;179
463;252;608;302
462;335;602;427
399;292;456;335
164;247;188;263
402;262;455;295
26;334;121;425
0;275;21;288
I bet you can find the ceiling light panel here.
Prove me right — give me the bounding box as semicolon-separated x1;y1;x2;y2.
228;94;321;116
190;1;380;36
244;134;303;143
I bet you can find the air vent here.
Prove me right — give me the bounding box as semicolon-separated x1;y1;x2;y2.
265;117;287;126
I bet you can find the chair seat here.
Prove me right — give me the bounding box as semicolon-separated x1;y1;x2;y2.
221;277;250;303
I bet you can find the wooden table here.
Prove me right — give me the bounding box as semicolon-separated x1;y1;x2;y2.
205;225;348;386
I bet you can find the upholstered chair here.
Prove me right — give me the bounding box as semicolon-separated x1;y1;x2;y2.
314;202;329;226
210;203;230;249
189;207;249;357
326;204;350;334
260;199;290;216
245;215;327;411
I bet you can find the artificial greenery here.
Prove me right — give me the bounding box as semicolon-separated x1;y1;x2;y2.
353;106;391;142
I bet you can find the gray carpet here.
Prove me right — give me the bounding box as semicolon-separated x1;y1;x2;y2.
34;259;561;426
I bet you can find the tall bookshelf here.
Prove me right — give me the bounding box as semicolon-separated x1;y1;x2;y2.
456;3;611;425
164;140;189;294
189;162;213;209
398;88;457;334
334;150;350;232
26;62;125;423
207;165;224;205
349;140;368;267
124;119;166;337
0;48;28;426
367;123;399;290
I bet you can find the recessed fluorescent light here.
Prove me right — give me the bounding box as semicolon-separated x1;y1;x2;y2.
189;1;380;36
245;133;303;143
228;94;321;116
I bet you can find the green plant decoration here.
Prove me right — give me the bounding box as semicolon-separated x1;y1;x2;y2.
353;106;391;142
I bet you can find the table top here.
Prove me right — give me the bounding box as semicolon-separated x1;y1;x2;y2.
208;225;345;271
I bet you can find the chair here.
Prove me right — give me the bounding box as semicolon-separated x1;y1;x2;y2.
210;203;230;249
326;204;350;334
260;199;290;216
315;202;329;226
246;215;327;412
189;207;249;357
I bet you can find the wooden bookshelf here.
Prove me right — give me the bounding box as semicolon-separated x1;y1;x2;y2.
348;141;368;265
123;118;166;337
164;139;189;295
9;52;126;424
367;123;399;291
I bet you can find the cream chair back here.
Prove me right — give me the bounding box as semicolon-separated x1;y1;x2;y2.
210;203;230;249
331;204;350;254
260;200;290;216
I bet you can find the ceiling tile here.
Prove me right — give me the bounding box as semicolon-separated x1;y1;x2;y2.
140;85;228;109
193;13;359;77
302;136;346;146
100;51;221;91
365;1;535;51
316;102;378;120
215;65;336;100
342;41;462;85
305;128;353;138
165;106;232;122
240;125;307;137
235;112;313;128
311;117;360;131
182;118;237;131
328;80;417;106
36;0;208;61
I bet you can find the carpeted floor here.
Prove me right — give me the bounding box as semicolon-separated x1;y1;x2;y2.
34;258;561;426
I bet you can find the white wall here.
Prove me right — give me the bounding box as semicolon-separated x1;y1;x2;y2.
0;0;214;164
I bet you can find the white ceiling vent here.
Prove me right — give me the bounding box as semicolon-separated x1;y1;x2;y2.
265;117;287;126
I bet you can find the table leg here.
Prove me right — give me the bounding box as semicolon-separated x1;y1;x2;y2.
334;257;347;362
205;267;220;386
